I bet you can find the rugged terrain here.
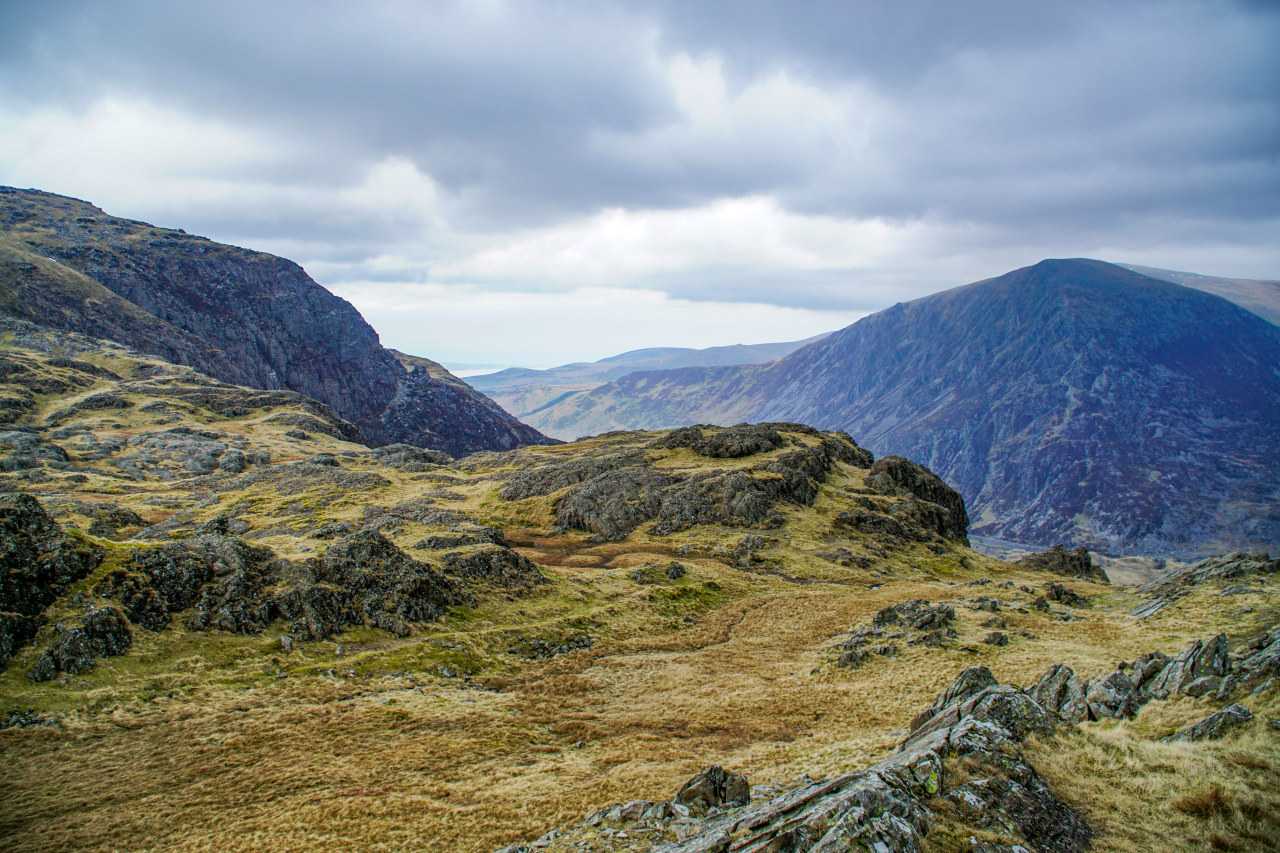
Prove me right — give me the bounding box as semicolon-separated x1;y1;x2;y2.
471;336;827;436
0;323;1276;852
525;260;1280;560
0;187;551;456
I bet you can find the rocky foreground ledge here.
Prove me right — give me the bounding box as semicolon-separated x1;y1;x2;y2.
500;626;1280;852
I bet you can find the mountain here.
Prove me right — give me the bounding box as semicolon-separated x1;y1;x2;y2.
0;187;551;457
528;259;1280;558
469;334;828;433
1119;263;1280;326
2;319;1277;852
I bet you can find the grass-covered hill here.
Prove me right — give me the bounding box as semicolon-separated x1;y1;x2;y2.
0;322;1276;852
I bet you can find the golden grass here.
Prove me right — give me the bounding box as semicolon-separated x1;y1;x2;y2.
1;344;1277;851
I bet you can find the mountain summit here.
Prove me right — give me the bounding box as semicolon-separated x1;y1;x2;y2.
0;187;551;456
529;259;1280;557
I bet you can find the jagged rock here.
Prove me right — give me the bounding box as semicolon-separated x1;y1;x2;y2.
1233;627;1280;688
674;766;751;813
504;661;1093;852
0;493;104;668
874;599;956;631
441;546;545;590
1133;552;1279;619
28;605;132;681
414;529;506;550
554;466;674;541
502;451;648;500
909;666;997;731
1083;670;1139;719
1164;704;1253;742
285;530;471;639
866;455;969;542
1016;545;1109;583
1129;651;1172;698
369;443;452;470
1030;664;1089;723
187;539;292;634
984;631;1009;646
1043;582;1087;608
1145;634;1230;699
651;424;784;458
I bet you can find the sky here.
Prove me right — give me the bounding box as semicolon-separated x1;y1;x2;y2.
1;1;1277;368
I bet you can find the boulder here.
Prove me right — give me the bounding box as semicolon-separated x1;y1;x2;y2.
673;766;751;812
1016;545;1108;583
1030;664;1089;723
1145;634;1230;699
1043;582;1087;608
865;455;969;541
874;599;956;631
28;605;132;681
1083;670;1139;719
1163;704;1253;742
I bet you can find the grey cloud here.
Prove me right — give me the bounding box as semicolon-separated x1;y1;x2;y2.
0;0;1276;309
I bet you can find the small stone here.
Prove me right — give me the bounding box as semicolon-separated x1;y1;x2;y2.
983;632;1009;646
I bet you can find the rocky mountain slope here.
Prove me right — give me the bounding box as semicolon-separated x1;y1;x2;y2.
470;335;828;434
1;324;1277;852
0;187;551;456
1121;264;1280;326
528;260;1280;559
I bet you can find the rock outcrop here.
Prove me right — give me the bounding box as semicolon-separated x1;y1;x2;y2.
552;430;866;542
502;624;1280;851
500;664;1091;852
1132;552;1278;619
0;493;104;668
1017;545;1109;583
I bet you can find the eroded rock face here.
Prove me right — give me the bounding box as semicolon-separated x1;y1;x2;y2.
553;432;872;542
1017;545;1109;583
0;493;104;668
673;766;751;813
865;456;969;542
441;546;546;590
28;605;132;681
1133;552;1279;619
1164;704;1253;742
1030;664;1089;723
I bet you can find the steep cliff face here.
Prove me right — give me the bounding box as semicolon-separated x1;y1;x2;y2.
529;260;1280;557
0;187;550;455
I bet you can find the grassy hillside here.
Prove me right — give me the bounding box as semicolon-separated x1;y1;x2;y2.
0;323;1275;852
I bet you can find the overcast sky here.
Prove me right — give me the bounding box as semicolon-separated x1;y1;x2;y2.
2;1;1277;367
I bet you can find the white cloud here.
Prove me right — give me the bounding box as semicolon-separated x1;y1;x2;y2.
329;282;862;367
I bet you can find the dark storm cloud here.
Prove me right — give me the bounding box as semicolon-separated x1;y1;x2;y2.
1;0;1276;310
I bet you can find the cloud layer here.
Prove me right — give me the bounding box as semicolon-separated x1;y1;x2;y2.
2;1;1276;365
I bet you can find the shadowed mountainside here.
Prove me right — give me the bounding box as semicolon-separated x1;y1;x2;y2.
528;260;1280;558
0;187;551;457
470;334;829;430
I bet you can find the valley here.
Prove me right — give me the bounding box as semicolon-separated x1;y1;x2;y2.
0;322;1275;851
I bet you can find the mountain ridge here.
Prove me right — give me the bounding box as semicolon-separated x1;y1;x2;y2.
470;334;829;426
527;259;1280;558
0;186;552;457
